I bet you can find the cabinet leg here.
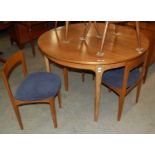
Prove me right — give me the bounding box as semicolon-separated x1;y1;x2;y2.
0;50;6;63
19;43;25;49
27;27;35;57
10;37;14;45
30;40;35;57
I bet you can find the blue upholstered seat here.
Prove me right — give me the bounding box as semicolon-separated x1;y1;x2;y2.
102;68;140;88
15;72;61;101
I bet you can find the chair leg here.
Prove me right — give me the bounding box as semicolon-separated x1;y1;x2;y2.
136;80;142;103
49;98;57;128
117;95;125;121
58;91;62;108
82;73;95;82
13;105;24;130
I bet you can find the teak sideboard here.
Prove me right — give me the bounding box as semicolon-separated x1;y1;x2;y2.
9;21;54;56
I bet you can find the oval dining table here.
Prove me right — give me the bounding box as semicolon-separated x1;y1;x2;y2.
38;23;149;122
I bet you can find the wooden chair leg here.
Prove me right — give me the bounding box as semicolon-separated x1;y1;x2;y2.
136;80;142;103
82;73;95;82
13;105;24;129
117;95;125;121
49;98;57;128
57;91;62;108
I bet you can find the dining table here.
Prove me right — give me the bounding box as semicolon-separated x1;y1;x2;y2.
38;22;149;122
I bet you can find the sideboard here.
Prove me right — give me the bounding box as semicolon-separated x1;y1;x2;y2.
9;21;54;56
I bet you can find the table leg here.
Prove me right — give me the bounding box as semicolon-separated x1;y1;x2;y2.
44;56;51;72
94;66;104;121
93;21;101;38
65;21;69;41
80;21;92;40
135;21;141;49
63;68;68;91
135;21;144;53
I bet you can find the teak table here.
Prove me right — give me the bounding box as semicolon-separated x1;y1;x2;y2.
38;23;149;122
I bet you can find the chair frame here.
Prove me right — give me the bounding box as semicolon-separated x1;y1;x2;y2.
1;51;62;129
102;51;148;121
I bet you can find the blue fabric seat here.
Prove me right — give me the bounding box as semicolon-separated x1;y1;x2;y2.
15;72;61;101
102;67;140;88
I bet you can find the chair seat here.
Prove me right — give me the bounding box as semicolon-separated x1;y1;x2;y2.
15;72;61;101
102;68;140;88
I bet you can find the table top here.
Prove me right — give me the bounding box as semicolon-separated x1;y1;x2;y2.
38;23;149;66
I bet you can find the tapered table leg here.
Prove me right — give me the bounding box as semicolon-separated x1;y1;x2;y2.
135;21;144;53
80;21;92;40
94;65;104;121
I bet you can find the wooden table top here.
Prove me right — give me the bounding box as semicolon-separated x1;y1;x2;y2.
38;23;149;66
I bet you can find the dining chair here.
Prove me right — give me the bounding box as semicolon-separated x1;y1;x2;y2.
102;52;148;121
1;51;62;129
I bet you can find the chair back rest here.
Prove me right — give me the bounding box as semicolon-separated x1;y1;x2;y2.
122;51;148;90
1;51;27;101
126;52;148;71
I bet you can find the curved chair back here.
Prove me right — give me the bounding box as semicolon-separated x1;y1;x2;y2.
2;51;27;78
1;51;27;102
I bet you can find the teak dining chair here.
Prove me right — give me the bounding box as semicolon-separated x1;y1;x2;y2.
1;51;62;129
102;52;148;121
